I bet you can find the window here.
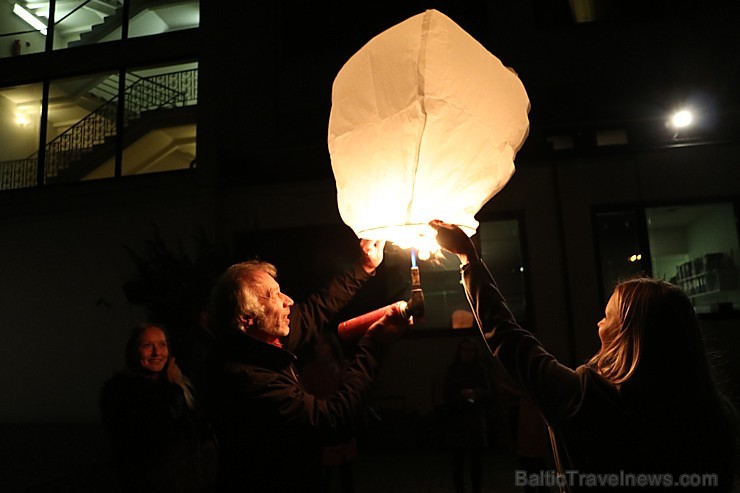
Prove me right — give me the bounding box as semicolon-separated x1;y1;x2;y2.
0;2;46;57
0;82;43;189
595;202;740;314
0;0;200;58
412;217;530;330
0;62;197;189
647;202;740;314
119;62;198;177
53;0;122;50
479;219;529;323
46;71;119;183
128;0;200;39
593;209;647;306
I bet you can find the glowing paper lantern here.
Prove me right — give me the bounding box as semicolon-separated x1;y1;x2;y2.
328;9;529;251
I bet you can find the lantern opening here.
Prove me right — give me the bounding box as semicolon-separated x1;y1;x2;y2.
357;222;476;260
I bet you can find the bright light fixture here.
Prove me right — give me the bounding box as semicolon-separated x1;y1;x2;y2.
13;3;47;36
670;109;693;129
16;114;31;126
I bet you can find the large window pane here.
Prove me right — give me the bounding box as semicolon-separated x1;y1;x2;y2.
594;209;647;306
412;218;529;330
118;62;197;176
411;248;469;330
128;0;199;39
53;0;123;50
46;71;118;183
1;0;200;55
479;219;528;324
0;1;46;59
647;203;740;314
0;83;42;189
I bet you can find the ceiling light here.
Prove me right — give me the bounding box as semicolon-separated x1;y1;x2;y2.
13;4;47;36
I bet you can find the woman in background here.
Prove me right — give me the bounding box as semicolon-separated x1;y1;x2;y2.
100;323;216;493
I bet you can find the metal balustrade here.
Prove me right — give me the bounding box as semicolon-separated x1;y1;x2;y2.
0;68;198;191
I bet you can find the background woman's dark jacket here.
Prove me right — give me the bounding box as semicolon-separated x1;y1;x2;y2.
100;372;217;493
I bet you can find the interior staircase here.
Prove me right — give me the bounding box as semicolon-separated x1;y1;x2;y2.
0;68;198;190
20;0;191;48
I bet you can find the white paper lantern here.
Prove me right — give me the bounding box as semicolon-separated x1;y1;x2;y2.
328;9;530;250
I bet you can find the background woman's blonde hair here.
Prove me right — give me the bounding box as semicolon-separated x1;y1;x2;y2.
587;277;703;386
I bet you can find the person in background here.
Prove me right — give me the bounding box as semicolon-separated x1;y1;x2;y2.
300;332;359;493
430;219;739;492
205;239;412;492
442;337;493;493
100;323;217;493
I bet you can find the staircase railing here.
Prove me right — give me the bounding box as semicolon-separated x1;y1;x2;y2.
0;158;37;190
0;68;198;190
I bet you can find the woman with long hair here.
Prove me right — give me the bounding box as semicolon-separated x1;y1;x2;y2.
430;219;738;492
101;323;216;493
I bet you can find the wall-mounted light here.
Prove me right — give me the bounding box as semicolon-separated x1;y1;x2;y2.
13;4;47;36
16;114;31;126
670;109;693;129
628;254;642;263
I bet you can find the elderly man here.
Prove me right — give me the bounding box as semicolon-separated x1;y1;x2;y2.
205;239;411;492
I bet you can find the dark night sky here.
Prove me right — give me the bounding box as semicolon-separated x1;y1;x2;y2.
274;1;740;136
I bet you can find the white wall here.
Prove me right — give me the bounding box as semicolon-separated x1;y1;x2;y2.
0;2;46;58
0;89;43;161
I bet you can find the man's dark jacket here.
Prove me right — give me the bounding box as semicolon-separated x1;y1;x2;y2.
205;265;388;492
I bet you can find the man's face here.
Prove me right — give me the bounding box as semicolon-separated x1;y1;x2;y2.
247;270;294;341
138;326;168;373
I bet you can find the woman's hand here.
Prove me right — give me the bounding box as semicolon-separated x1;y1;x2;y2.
429;220;478;264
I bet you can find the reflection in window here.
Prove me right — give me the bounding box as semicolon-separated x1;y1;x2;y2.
594;209;647;306
413;249;469;330
479;219;528;323
0;83;43;189
413;218;528;330
647;203;740;314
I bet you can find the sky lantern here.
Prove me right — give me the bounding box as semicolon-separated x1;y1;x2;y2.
328;9;530;257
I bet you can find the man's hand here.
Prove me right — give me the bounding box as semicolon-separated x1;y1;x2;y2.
429;220;478;265
359;239;386;274
366;301;412;344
